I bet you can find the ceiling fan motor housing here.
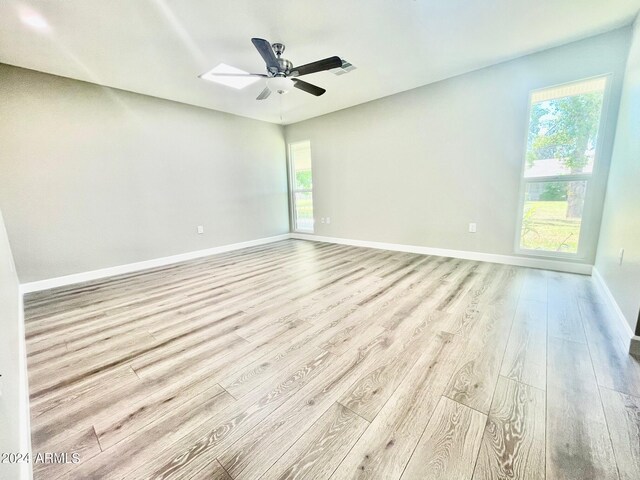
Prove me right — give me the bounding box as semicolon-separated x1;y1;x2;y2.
278;58;293;74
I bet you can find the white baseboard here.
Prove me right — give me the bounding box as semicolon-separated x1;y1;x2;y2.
19;234;290;294
19;231;594;294
592;267;635;344
290;233;593;275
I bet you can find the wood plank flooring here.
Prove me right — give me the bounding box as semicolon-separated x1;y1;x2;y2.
23;239;640;479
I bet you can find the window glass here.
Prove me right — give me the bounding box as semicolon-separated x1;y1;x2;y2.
520;181;587;254
289;141;314;232
518;77;606;255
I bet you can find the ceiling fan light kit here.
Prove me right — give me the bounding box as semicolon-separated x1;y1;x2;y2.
267;76;294;94
201;38;344;100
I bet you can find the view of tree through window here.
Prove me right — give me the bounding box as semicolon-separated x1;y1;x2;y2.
519;77;606;254
289;141;314;232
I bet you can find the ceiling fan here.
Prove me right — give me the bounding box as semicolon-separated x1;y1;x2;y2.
206;38;343;100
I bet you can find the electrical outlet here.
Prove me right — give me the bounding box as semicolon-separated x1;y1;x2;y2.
326;217;331;224
468;223;477;233
619;248;625;265
197;225;204;234
321;218;325;224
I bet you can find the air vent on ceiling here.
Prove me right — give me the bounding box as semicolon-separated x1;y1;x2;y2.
331;59;356;75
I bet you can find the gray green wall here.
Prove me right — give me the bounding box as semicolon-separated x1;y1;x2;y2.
0;209;26;480
0;64;289;283
596;19;640;336
284;28;631;265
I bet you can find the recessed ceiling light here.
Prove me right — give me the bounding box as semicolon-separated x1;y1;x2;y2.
199;63;261;90
18;6;50;32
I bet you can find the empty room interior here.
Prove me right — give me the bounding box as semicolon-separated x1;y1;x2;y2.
2;1;640;479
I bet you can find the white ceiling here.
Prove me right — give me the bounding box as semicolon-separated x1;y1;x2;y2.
1;0;639;124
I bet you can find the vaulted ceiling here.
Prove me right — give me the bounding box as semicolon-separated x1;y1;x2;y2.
1;0;639;124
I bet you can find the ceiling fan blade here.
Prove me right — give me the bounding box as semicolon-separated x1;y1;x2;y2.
291;56;342;77
256;86;271;100
251;38;279;73
206;73;268;78
292;79;326;96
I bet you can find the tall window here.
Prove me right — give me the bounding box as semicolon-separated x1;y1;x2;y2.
517;77;607;255
289;141;314;232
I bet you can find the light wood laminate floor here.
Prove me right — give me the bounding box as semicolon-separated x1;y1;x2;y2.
24;239;640;480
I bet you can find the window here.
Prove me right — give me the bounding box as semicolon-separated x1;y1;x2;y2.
289;141;314;232
517;77;607;255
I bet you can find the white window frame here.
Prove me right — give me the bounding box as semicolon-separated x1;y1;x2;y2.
514;75;612;260
288;140;314;233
